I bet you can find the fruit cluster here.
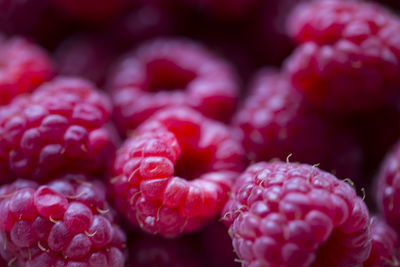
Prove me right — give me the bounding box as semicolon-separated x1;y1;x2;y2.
1;0;400;266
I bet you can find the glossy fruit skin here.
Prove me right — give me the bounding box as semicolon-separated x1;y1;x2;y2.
0;174;126;267
0;77;117;183
234;69;362;181
111;107;246;237
285;0;400;114
0;36;54;105
223;161;371;267
109;38;240;133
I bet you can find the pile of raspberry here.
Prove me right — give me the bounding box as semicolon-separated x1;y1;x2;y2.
1;0;400;266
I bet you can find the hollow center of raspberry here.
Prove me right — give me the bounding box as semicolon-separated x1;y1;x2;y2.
145;59;197;92
174;146;212;180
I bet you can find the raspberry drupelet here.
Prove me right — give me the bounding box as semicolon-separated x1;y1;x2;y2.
0;77;117;183
110;107;246;237
109;38;240;133
285;0;400;114
234;69;362;181
365;216;399;267
0;36;54;105
0;174;126;267
222;162;371;267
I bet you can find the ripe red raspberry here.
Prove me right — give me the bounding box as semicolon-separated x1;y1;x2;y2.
365;216;399;267
0;36;54;105
55;35;116;87
127;234;203;267
376;142;400;229
234;70;362;181
109;38;239;133
285;0;400;114
110;107;246;237
0;174;126;267
222;162;371;267
0;77;116;183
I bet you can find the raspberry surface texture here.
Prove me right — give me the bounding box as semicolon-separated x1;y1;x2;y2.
0;36;54;105
285;0;400;114
0;77;116;183
111;107;246;237
365;216;399;267
0;174;126;267
222;161;371;267
109;38;239;133
127;234;202;267
234;70;362;180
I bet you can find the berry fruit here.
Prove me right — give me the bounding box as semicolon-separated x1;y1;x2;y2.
0;36;54;105
376;141;400;230
0;174;126;267
223;161;371;267
234;69;362;180
109;38;240;133
285;0;400;114
0;77;116;183
111;107;246;237
365;216;399;267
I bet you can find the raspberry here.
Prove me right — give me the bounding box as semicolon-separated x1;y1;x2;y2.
365;216;399;267
234;70;362;181
222;162;371;267
0;77;116;183
0;36;54;105
285;0;400;114
55;35;116;86
109;38;239;133
127;234;203;267
0;174;126;267
376;142;400;229
110;107;246;237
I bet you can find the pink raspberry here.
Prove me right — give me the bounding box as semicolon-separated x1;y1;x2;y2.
365;216;399;267
234;70;362;181
55;35;116;87
0;77;116;183
110;107;246;237
376;142;400;229
285;0;400;114
0;174;126;266
109;38;239;133
222;161;371;267
0;36;54;105
127;234;203;267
